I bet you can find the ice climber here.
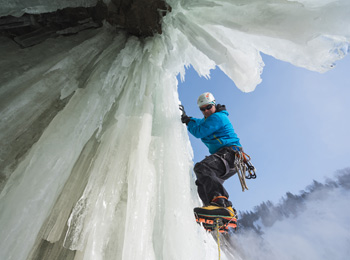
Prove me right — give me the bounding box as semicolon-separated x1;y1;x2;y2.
180;92;240;219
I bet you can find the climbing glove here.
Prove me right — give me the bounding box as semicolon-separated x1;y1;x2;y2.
181;114;192;125
179;105;193;125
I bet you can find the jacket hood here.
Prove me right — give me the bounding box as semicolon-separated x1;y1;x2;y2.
216;110;229;116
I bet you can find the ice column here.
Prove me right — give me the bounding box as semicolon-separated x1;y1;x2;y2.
0;27;223;260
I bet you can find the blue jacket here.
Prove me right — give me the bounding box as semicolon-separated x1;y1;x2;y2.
187;110;241;154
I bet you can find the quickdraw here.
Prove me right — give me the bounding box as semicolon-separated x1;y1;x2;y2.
242;152;256;179
234;151;256;192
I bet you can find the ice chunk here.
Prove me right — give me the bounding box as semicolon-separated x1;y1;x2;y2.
164;0;350;91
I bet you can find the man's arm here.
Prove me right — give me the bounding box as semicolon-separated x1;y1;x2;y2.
179;105;192;125
187;114;223;138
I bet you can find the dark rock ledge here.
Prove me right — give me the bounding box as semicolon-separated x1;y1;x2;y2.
0;0;171;48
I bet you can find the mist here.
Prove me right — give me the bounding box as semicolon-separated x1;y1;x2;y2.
231;168;350;260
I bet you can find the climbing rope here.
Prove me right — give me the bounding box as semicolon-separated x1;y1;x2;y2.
214;213;237;260
215;218;221;260
235;151;256;192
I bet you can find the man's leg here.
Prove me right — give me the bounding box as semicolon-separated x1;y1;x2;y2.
194;147;235;207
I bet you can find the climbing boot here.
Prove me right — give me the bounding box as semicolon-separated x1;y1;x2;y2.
193;204;236;218
194;195;236;220
194;204;237;232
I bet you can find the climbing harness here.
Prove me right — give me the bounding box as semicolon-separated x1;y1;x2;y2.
234;150;257;192
212;146;257;191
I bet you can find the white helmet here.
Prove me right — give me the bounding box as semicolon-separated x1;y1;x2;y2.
197;92;216;107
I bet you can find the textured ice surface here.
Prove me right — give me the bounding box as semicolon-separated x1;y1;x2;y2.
0;26;222;260
0;0;350;259
166;0;350;91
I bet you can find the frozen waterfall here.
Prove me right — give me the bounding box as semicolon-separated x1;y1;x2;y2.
1;0;350;260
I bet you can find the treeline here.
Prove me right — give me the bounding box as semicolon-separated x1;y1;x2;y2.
237;168;350;234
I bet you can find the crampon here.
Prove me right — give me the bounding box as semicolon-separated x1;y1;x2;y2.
194;212;237;233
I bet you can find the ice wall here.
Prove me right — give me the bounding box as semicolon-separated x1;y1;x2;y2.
1;0;350;260
0;25;223;260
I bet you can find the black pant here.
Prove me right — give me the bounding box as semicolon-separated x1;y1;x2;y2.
194;146;238;207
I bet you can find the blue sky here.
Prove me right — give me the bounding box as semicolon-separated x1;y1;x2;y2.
178;53;350;212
